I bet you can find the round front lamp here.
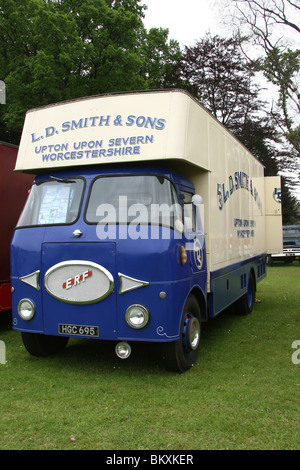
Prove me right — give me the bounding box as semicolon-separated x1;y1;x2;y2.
125;304;150;329
115;341;132;359
17;298;36;321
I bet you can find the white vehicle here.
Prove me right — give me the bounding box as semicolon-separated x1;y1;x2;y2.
268;225;300;264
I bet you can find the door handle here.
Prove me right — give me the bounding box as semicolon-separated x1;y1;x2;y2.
73;229;83;238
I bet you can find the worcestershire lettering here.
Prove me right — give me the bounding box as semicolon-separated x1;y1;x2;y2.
41;147;141;162
35;135;154;162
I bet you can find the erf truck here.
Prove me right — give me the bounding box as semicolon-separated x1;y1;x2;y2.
11;90;282;372
0;142;33;312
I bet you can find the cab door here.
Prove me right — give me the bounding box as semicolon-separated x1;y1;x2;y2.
180;190;206;275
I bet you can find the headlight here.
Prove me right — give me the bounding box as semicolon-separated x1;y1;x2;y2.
125;304;150;329
17;298;36;321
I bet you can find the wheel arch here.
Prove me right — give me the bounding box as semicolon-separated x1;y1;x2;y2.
188;286;207;322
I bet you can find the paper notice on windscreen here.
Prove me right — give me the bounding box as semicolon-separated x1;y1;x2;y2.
38;185;72;225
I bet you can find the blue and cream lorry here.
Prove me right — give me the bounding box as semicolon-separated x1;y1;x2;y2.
11;90;282;372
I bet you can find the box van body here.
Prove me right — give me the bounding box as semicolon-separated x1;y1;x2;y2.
11;90;282;371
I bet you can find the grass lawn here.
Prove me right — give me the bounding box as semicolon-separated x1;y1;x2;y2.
0;264;299;450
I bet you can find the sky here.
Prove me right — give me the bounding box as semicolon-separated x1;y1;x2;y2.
142;0;224;47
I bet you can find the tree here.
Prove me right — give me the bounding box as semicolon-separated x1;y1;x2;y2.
216;0;300;194
139;27;182;89
179;34;263;133
0;0;145;132
1;0;85;132
56;0;147;94
264;46;300;151
0;0;181;142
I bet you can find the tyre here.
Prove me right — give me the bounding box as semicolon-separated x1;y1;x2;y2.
21;332;69;357
236;273;256;315
161;295;201;373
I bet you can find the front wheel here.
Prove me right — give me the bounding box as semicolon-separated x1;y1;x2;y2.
21;332;69;357
161;295;201;373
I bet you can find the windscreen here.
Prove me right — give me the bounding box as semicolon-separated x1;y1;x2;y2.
283;227;300;237
85;175;181;227
16;178;84;227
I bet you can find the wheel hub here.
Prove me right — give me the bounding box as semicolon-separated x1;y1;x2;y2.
182;313;200;355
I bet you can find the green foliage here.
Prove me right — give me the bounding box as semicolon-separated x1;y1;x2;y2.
139;27;182;89
287;126;300;154
1;0;84;128
0;0;181;136
264;47;300;151
234;118;280;173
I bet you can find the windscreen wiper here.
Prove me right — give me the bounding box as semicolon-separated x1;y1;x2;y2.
49;176;76;183
34;176;77;185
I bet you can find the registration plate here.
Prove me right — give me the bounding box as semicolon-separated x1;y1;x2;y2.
58;324;99;337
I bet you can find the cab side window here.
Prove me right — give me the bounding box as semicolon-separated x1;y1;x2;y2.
180;191;195;231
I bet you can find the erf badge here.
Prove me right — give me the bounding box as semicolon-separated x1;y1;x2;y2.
193;238;203;270
273;188;281;203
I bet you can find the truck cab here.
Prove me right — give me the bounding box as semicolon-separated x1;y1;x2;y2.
11;164;207;372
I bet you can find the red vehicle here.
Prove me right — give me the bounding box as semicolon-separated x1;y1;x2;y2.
0;142;33;312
